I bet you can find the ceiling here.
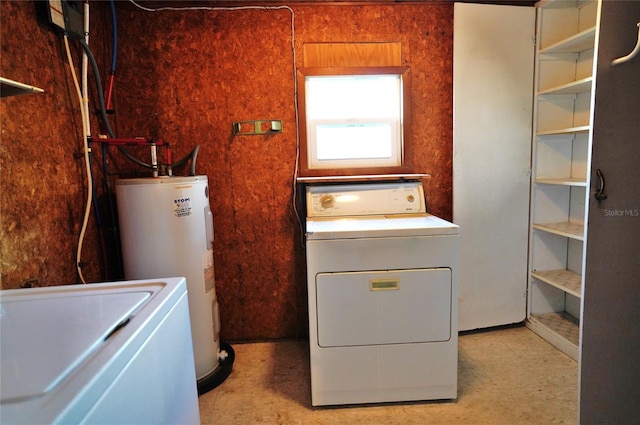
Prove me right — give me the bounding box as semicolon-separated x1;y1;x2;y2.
125;0;537;9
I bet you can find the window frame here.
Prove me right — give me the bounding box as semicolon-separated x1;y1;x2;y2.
297;66;413;177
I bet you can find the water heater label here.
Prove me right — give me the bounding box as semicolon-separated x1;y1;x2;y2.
173;197;192;218
203;250;216;294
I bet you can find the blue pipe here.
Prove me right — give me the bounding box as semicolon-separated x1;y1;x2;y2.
109;0;117;73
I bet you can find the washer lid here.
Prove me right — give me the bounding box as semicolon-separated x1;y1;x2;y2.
0;290;149;403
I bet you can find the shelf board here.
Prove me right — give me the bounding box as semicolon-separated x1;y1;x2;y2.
538;76;593;96
0;77;44;97
532;269;582;298
540;26;597;54
527;312;579;360
533;221;585;240
537;125;590;137
297;174;430;184
535;177;587;186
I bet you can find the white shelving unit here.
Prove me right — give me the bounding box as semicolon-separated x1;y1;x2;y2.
527;0;600;360
457;1;640;419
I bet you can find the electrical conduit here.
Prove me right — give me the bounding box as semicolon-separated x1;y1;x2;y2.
64;33;92;284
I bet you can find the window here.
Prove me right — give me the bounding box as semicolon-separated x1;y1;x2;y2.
297;67;412;177
306;73;402;168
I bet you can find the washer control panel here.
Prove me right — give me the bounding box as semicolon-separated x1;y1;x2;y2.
306;182;426;218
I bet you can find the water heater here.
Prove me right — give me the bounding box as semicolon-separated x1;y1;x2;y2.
115;176;231;394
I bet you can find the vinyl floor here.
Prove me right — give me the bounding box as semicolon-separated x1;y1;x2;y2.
198;326;577;425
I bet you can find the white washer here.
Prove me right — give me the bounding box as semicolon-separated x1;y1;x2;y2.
0;278;200;424
305;181;459;406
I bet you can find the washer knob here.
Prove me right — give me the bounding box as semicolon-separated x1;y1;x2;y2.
320;195;335;209
407;195;415;202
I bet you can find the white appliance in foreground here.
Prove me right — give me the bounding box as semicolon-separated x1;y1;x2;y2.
116;176;230;393
305;181;460;406
0;278;200;425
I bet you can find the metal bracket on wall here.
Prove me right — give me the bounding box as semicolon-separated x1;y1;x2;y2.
1;77;44;97
232;120;282;136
